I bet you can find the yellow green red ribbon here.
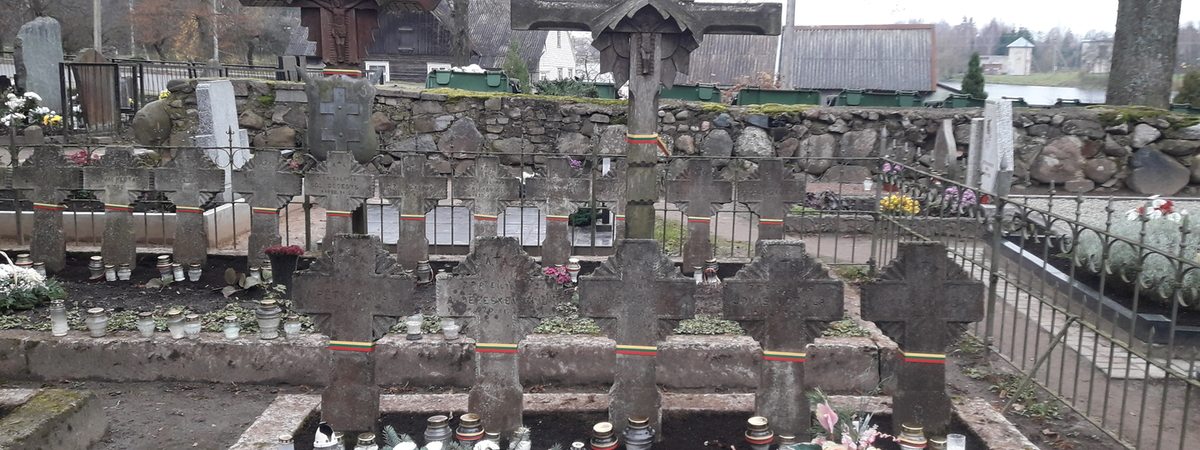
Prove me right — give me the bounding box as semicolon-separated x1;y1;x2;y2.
329;340;374;352
476;343;518;354
616;345;657;356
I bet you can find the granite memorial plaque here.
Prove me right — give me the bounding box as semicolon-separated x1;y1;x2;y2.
378;154;448;268
980;99;1014;198
735;159;805;240
81;147;152;268
305;77;379;163
12;147;79;273
666;159;732;274
154;148;225;267
231;150;304;266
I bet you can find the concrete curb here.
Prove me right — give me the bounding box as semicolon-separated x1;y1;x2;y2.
0;389;108;450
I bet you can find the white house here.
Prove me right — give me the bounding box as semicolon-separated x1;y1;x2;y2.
1006;37;1035;76
538;31;577;80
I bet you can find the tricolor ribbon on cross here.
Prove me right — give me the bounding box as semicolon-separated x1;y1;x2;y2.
900;351;946;364
687;216;711;224
759;218;783;226
476;343;518;354
174;206;204;214
32;203;65;211
625;134;671;157
473;214;498;222
400;214;426;221
252;207;279;215
104;203;133;212
326;210;353;218
329;340;375;352
615;345;657;356
762;350;806;362
546;215;570;222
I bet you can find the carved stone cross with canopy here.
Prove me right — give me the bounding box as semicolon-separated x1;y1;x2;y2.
511;0;780;239
13;146;79;273
723;240;843;437
232;150;304;266
154;148;225;267
524;157;592;265
305;151;376;247
666;159;732;274
379;154;448;268
860;242;985;434
81;147;152;269
451;156;523;242
736;159;806;240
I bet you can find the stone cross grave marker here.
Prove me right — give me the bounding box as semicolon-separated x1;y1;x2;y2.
437;237;562;435
305;151;376;246
933;118;958;179
980;99;1014;198
512;0;779;239
81;147;152;269
524;157;592;265
379;154;448;268
735;159;805;240
964;118;985;189
666;159;732;274
306;77;380;163
193;80;251;202
292;234;418;437
451;156;523;242
153;148;225;267
232;150;304;267
13;146;79;273
592;158;629;245
578;240;696;433
723;240;843;437
15;17;63;113
859;241;984;434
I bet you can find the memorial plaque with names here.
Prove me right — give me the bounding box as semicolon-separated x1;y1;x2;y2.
666;159;732;274
735;159;805;240
451;156;523;241
723;240;843;436
306;77;379;163
859;242;985;434
232;150;304;266
378;154;448;268
980;99;1014;198
291;234;418;436
13;146;79;273
437;237;563;435
154;148;225;267
524;157;592;265
305;151;376;246
578;240;696;433
81;147;152;268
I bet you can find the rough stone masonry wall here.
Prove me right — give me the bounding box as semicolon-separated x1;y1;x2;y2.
159;78;1200;196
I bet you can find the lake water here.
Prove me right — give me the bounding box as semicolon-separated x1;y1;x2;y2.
940;81;1106;106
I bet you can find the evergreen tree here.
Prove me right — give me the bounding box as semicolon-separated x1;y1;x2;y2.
962;52;988;99
1174;70;1200;106
503;37;531;94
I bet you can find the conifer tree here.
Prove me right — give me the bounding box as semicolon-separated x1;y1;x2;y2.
962;52;988;99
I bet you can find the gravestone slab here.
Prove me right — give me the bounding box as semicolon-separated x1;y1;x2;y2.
13;147;79;273
578;240;696;433
292;234;418;436
592;157;629;243
933;118;957;178
451;156;522;241
735;159;805;240
305;151;375;246
666;159;732;274
964;118;985;189
71;50;120;133
305;76;379;163
193;80;251;201
16;18;63;113
231;150;304;266
859;242;985;434
437;237;562;435
378;155;447;268
154;148;225;267
981;100;1014;198
81;147;152;268
723;240;843;436
524;157;592;265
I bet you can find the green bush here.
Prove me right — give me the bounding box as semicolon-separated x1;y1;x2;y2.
1175;71;1200;106
962;52;988;99
533;78;599;98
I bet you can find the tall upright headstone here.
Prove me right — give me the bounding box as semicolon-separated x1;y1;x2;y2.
964;118;985;189
932;118;958;179
451;156;523;241
980;100;1014;198
13;147;78;273
81;147;153;268
859;242;985;434
524;157;592;265
378;154;447;268
292;234;418;438
666;159;732;274
193;80;252;202
437;237;562;435
231;150;304;266
304;151;376;246
15;17;64;112
305;76;379;163
735;159;805;240
723;240;843;436
153;148;226;267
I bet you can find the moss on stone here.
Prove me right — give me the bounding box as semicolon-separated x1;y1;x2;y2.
423;88;629;107
1090;105;1199;129
699;102;729;114
257;94;275;108
0;390;89;441
745;103;815;116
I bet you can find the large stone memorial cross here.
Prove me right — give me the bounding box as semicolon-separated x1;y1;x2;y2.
305;151;376;246
306;78;379;163
13;147;79;273
451;156;522;241
232;150;304;266
859;242;985;434
291;234;417;436
81;147;152;268
666;159;732;274
723;240;843;436
524;157;592;265
437;237;562;435
578;240;696;433
153;148;225;267
379;154;448;268
735;160;806;240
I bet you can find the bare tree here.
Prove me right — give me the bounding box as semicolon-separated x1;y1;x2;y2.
1107;0;1182;108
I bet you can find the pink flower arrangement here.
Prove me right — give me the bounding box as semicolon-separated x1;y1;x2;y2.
810;401;888;450
543;266;571;284
70;150;99;166
263;245;304;256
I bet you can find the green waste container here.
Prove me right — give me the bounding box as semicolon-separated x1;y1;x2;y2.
734;87;821;106
1053;98;1096;108
589;82;618;99
426;69;515;93
660;84;722;102
941;93;986;109
835;89;924;107
1001;97;1030;108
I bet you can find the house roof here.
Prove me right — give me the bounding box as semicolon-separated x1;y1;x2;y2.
428;0;547;70
1007;37;1035;48
674;34;780;86
779;25;936;92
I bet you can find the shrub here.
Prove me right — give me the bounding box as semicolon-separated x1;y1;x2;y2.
962;52;987;99
533;78;599;98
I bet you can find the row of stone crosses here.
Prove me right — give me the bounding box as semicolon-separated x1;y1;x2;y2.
12;145;804;275
292;232;984;442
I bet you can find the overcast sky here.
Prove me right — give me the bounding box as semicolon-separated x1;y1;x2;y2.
784;0;1200;35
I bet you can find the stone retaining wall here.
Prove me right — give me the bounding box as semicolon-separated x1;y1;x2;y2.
150;79;1200;196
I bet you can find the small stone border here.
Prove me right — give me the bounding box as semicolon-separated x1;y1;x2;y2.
0;389;107;450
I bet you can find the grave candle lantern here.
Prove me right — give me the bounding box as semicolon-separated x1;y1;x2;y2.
480;431;501;450
187;263;203;282
156;255;172;279
424;415;453;448
136;311;156;338
172;263;184;282
48;298;68;336
104;264;116;282
14;253;32;269
223;315;241;339
84;307;109;338
928;435;947;450
589;422;616;450
166;308;186;339
354;432;378;450
32;262;45;277
117;263;132;281
256;299;282;340
455;413;483;445
88;256;104;280
283;314;302;339
276;434;294;450
183;313;202;339
743;416;773;450
703;259;720;285
897;423;928;450
416;260;433;284
249;266;262;282
621;416;655;450
693;265;703;284
261;260;273;283
441;321;460;341
566;258;581;283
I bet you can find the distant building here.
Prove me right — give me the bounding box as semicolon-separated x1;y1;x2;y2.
979;55;1007;75
1006;37;1035;76
538;31;577;81
1081;39;1113;74
673;34;780;86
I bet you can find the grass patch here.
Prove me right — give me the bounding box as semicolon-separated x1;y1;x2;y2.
956;334;985;355
821;317;870;338
832;265;871;285
654;217;751;258
256;94;275;108
987;372;1062;420
673;315;745;335
947;72;1108;90
533;301;602;335
423;88;629;107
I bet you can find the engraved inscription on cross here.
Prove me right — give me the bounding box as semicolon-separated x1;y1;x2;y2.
723;240;843;437
319;88;363;154
860;241;984;435
154;148;225;267
524;157;592;265
578;240;696;433
736;159;806;240
13;147;81;273
666;159;732;274
379;154;448;268
305;151;376;246
232;150;304;266
437;237;562;436
81;147;153;269
451;156;523;241
291;234;418;435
